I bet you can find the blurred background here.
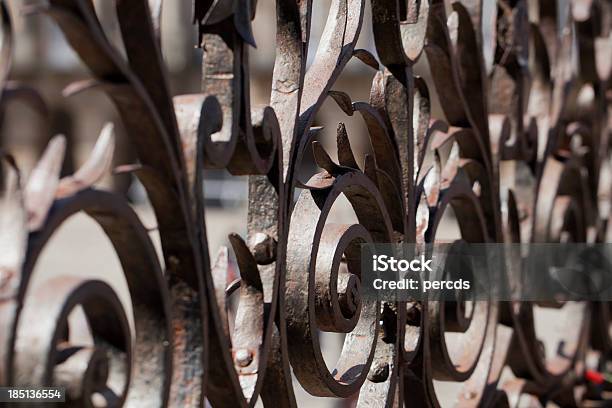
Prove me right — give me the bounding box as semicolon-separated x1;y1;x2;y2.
0;1;575;406
0;2;391;406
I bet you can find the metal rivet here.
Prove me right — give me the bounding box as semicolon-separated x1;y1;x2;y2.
235;349;253;367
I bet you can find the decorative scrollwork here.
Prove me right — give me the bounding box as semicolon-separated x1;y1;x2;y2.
0;0;611;406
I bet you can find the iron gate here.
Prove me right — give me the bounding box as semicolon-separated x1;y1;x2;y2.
1;0;611;406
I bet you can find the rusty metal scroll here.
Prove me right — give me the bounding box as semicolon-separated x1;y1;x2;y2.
1;0;612;406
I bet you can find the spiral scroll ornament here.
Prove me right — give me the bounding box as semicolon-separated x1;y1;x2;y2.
0;0;611;406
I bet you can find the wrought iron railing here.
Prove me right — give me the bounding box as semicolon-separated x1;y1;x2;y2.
0;0;611;406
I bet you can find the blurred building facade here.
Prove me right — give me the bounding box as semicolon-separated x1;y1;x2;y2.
1;0;385;209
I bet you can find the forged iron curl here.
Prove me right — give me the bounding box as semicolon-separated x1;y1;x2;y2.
0;0;611;406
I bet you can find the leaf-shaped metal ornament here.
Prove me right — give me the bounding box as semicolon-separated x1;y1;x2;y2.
56;123;115;198
24;135;66;231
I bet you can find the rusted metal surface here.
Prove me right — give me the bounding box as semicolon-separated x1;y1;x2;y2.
0;0;611;406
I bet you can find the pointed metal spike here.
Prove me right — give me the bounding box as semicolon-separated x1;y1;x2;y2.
25;135;66;231
415;193;430;243
328;90;354;115
113;164;143;175
363;154;379;185
211;246;231;337
352;49;380;70
0;155;27;286
312;141;345;175
423;151;441;207
57;123;115;198
228;233;262;290
295;178;334;190
336;123;359;169
233;4;257;47
441;143;461;187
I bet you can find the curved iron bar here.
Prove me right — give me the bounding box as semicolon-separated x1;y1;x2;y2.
0;0;610;406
